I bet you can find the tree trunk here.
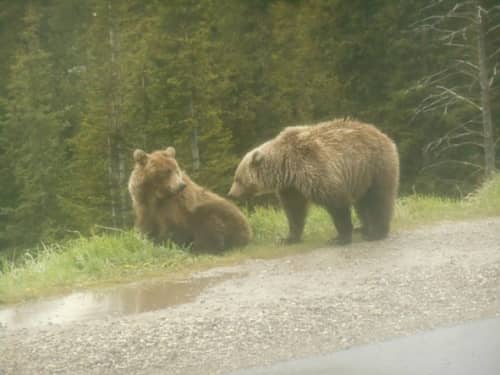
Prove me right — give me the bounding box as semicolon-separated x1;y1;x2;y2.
476;3;495;178
190;97;200;172
118;144;127;226
107;135;117;227
108;0;127;227
108;1;126;228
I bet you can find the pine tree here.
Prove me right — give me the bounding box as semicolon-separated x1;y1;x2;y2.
151;0;237;192
68;0;164;230
0;2;25;249
2;4;65;246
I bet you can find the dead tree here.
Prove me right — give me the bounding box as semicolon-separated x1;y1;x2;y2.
413;0;499;180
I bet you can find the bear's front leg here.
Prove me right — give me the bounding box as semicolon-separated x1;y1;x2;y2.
134;206;157;240
278;188;309;244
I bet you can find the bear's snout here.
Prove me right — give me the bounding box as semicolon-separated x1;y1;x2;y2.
228;184;240;198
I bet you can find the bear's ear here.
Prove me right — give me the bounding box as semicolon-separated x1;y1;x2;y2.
133;149;148;165
251;150;264;166
165;147;176;158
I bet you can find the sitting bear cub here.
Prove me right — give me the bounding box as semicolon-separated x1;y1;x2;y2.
128;146;252;252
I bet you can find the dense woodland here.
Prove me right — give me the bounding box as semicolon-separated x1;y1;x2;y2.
0;0;499;250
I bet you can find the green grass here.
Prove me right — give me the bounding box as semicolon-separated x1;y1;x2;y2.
394;175;500;228
2;174;500;304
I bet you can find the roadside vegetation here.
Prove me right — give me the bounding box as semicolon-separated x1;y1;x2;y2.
1;174;500;304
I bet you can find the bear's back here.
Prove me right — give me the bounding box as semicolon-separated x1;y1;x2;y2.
273;119;398;202
280;118;386;142
277;118;394;160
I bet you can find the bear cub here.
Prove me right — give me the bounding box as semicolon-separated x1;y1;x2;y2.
129;147;252;252
229;118;399;245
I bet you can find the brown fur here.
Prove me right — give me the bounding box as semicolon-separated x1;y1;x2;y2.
129;147;252;252
229;119;399;244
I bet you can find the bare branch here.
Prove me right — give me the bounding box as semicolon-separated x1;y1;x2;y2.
490;47;500;59
448;130;483;141
436;141;484;152
425;129;484;155
421;160;483;172
93;224;126;233
455;67;479;80
487;23;500;34
477;5;489;17
443;42;469;48
444;14;476;24
418;0;457;15
490;63;498;87
461;119;484;137
422;116;485;162
415;83;483;116
435;86;481;110
415;68;459;88
452;117;483;133
415;92;452;115
456;59;479;71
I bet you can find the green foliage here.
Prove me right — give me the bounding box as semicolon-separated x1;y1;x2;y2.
0;0;498;249
1;4;67;246
464;174;500;214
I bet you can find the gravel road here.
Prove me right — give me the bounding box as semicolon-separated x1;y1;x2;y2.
1;218;500;375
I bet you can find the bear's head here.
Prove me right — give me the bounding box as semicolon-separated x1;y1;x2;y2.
228;148;272;198
133;146;186;199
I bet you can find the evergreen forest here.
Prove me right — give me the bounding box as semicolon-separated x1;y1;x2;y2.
0;0;499;250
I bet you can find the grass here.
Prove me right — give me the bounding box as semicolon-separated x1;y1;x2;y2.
394;175;500;227
1;174;500;304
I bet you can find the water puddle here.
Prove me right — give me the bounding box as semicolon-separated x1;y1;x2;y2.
0;273;239;329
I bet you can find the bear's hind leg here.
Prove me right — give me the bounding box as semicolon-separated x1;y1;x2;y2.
278;187;309;244
360;182;394;241
370;199;393;241
326;206;353;245
192;216;225;253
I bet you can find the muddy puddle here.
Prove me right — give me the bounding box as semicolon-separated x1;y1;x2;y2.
0;273;239;329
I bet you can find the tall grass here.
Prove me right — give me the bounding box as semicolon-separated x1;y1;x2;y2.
394;174;500;228
1;174;500;304
0;235;194;303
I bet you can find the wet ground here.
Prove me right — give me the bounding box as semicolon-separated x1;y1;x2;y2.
0;218;500;375
0;274;239;329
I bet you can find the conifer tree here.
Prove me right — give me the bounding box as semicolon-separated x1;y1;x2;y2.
2;4;65;245
152;0;236;192
68;0;159;229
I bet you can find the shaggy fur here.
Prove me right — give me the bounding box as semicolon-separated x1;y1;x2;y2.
228;119;399;244
129;147;252;252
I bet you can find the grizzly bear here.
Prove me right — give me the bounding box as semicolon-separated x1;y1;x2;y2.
228;119;399;245
128;147;252;252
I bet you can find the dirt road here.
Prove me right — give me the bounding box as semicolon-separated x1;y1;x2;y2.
1;218;500;375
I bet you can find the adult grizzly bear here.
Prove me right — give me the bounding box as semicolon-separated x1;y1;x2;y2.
128;147;252;252
228;119;399;245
